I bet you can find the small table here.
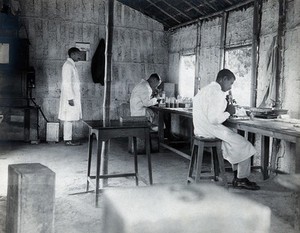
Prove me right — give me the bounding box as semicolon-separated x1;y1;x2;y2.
84;120;153;206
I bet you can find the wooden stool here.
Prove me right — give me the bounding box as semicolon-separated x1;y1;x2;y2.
187;136;228;187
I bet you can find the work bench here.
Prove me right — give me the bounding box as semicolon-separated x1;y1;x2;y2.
150;106;300;179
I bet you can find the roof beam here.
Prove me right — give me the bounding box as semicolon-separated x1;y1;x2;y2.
184;0;207;15
161;0;193;20
223;0;233;4
202;0;218;12
144;0;182;24
170;0;254;31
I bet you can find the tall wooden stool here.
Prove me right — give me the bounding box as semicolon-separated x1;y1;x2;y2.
187;136;228;188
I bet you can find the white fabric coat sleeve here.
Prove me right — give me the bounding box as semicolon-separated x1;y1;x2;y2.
207;88;230;124
62;64;75;101
140;86;158;107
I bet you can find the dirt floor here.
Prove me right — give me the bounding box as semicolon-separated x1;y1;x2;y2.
0;139;298;233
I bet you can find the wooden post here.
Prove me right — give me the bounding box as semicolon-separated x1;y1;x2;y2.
251;0;262;107
274;0;287;108
219;12;228;70
194;20;201;92
101;0;114;187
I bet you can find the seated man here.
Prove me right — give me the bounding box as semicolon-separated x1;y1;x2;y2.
192;69;260;190
130;73;161;130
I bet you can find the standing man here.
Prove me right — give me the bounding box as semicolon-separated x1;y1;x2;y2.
58;47;82;146
193;69;260;190
130;73;161;130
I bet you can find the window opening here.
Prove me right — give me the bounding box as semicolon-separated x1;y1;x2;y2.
225;46;252;106
178;54;196;98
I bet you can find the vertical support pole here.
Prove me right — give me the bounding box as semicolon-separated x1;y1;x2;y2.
101;0;115;187
251;0;262;107
274;0;287;108
194;20;201;92
219;12;228;70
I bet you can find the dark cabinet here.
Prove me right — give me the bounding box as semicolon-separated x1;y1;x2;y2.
0;106;39;142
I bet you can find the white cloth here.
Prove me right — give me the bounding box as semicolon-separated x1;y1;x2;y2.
63;121;72;141
130;79;158;121
58;58;82;121
193;82;256;164
232;158;251;178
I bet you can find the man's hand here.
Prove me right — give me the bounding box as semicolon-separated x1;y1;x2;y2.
226;104;236;116
68;99;74;106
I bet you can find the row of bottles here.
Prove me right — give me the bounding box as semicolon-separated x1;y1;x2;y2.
158;92;192;108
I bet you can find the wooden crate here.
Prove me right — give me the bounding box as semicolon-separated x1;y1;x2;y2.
46;122;59;142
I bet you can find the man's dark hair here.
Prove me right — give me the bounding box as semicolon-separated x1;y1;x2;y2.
68;47;80;57
216;69;236;82
148;73;161;82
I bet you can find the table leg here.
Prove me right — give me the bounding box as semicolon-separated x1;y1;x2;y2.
295;138;300;230
261;135;270;180
248;132;255;168
158;111;164;142
133;137;139;186
189;119;194;153
145;130;153;185
95;137;102;206
295;138;300;173
86;133;93;192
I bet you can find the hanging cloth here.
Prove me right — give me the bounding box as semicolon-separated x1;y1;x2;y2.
91;38;105;85
258;36;278;108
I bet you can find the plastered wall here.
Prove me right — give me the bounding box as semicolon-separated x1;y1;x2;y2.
17;0;168;139
168;0;300;173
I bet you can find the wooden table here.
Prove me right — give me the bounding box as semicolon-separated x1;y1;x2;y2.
224;118;300;179
84;120;153;206
150;106;300;179
150;106;193;160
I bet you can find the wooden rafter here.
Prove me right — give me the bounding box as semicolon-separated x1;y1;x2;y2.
202;0;218;12
161;0;192;20
145;0;182;24
170;0;254;31
223;0;233;4
184;0;207;15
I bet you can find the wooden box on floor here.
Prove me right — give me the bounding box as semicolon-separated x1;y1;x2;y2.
46;122;59;142
103;184;271;233
6;163;55;233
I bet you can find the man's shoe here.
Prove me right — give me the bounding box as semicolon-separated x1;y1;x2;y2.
65;140;82;146
232;178;260;190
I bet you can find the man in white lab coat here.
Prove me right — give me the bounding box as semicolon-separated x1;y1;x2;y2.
130;73;161;130
58;47;82;146
193;69;259;190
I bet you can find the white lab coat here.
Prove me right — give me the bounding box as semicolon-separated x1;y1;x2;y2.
58;58;82;121
130;79;158;122
193;82;256;164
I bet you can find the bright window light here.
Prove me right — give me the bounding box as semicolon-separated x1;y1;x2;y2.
225;46;252;106
179;54;195;98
